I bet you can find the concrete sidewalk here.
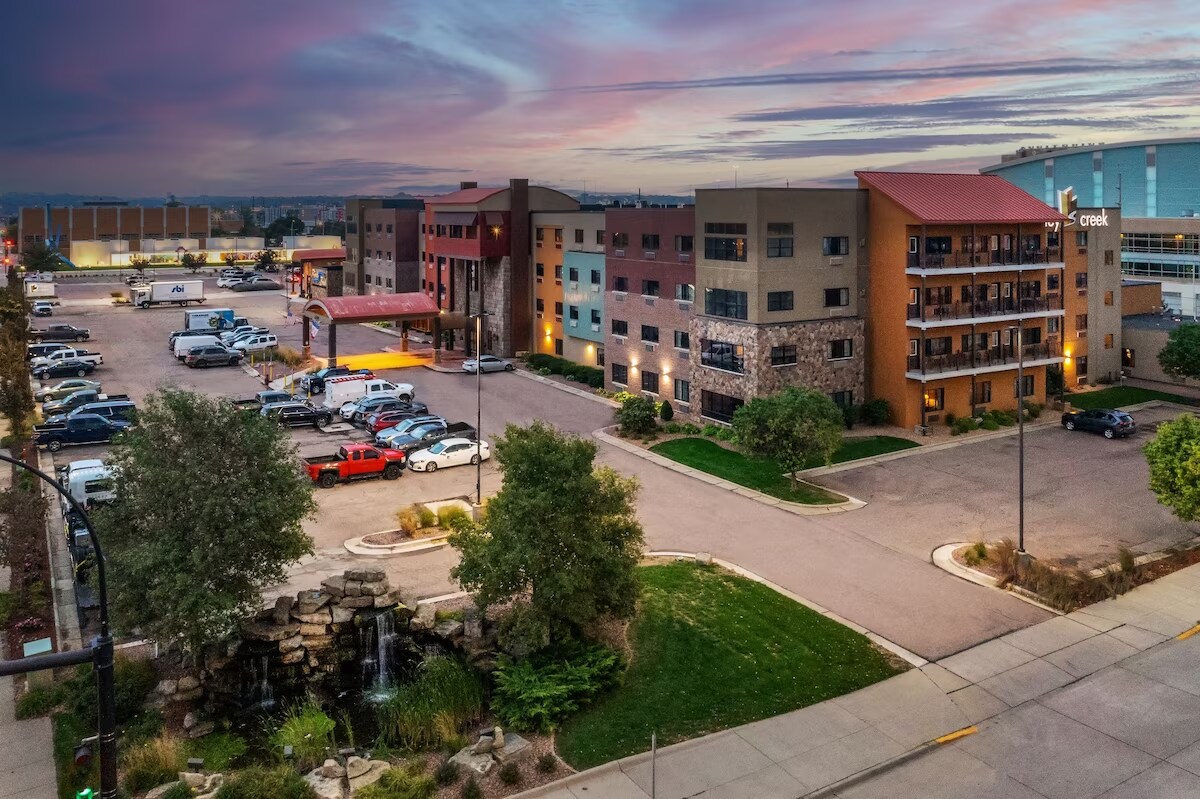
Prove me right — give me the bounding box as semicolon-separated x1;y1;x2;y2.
518;563;1200;799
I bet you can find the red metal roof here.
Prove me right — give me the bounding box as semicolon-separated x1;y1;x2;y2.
291;248;345;261
304;293;441;323
855;172;1066;224
426;187;506;205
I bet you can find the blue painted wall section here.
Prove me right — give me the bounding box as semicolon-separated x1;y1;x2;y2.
562;250;605;344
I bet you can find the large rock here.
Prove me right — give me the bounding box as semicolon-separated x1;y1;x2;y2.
320;759;346;779
409;604;436;632
292;607;334;625
471;735;494;755
183;712;197;730
330;606;355;624
345;756;370;779
173;688;203;703
302;635;334;650
296;590;333;615
464;610;483;640
177;675;201;693
304;768;347;799
345;566;386;582
321;575;347;598
343;580;363;597
493;732;532;764
187;721;215;739
146;782;183;799
280;648;306;665
359;581;388;597
299;623;331;636
273;596;295;625
179;772;206;789
373;591;401;609
243;622;300;641
348;761;389;793
279;634;305;653
338;595;375;609
156;679;178;696
449;746;494;776
434;620;464;639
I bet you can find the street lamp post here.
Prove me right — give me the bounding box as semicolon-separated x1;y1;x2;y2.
469;311;491;506
1014;326;1026;555
0;452;116;798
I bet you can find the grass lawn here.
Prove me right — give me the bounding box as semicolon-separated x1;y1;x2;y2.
1067;385;1199;410
649;435;915;504
556;561;905;769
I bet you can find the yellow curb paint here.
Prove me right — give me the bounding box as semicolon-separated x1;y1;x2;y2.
1176;624;1200;641
935;726;978;745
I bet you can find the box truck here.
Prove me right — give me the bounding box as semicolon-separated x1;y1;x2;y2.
24;281;57;301
129;280;205;309
183;307;237;331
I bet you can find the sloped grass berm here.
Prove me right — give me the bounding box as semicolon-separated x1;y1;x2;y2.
556;561;906;770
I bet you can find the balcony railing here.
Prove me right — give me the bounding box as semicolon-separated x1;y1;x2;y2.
907;294;1063;322
907;247;1062;269
907;341;1061;375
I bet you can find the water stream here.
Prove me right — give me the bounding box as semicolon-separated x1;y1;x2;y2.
362;611;398;700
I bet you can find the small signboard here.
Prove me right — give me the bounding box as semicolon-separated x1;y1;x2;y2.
22;637;52;657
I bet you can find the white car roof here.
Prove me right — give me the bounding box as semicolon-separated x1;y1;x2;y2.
439;437;479;447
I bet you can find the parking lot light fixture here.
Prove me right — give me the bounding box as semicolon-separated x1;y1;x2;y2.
470;311;492;506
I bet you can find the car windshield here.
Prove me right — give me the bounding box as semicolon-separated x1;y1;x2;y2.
428;442;447;454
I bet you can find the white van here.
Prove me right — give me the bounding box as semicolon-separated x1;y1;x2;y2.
174;334;221;359
323;376;414;410
67;465;115;508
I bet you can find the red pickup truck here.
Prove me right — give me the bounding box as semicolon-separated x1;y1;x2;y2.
303;443;406;488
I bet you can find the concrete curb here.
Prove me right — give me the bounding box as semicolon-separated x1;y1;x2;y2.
343;533;450;557
37;448;83;652
594;428;866;514
650;550;927;667
512;367;622;408
931;543;1063;615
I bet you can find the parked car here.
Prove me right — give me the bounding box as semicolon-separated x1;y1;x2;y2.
186;345;245;368
32;359;97;380
174;334;222;360
1061;408;1137;439
232;333;279;353
29;348;103;370
462;355;514;374
230;276;282;292
298;366;374;395
35;379;101;402
408;438;491;472
261;401;333;429
375;415;446;446
216;271;257;288
46;400;137;425
219;325;269;344
27;342;71;361
32;301;53;317
303;443;406;488
230;391;294;413
364;403;432;433
347;396;428;426
34;414;129;452
31;324;90;343
386;421;476;457
168;328;222;351
44;390;129;416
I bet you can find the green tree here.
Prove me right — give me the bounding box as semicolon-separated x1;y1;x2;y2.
617;395;657;435
96;390;316;650
450;422;644;647
20;241;62;272
257;249;278;270
0;281;33;438
732;387;844;489
130;255;150;277
265;216;305;243
224;253;238;267
192;252;208;272
1158;323;1200;380
1144;414;1200;521
180;252;197;273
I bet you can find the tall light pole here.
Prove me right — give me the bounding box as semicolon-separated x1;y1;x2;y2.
469;311;492;506
0;453;116;798
1013;325;1026;555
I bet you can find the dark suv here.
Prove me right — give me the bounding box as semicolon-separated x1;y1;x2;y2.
261;402;333;428
186;345;244;368
1061;408;1137;439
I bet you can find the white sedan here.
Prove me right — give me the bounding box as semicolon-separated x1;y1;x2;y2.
408;438;490;472
216;273;256;288
462;355;514;374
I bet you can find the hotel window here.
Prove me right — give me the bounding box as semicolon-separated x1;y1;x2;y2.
569;306;579;321
386;251;392;260
767;291;794;311
449;225;463;238
822;236;849;256
676;283;695;302
554;302;563;317
704;288;748;320
829;339;853;360
466;225;477;239
555;265;563;281
568;267;579;282
1076;272;1088;289
385;278;393;288
385;224;393;233
1076;314;1088;332
974;381;992;404
704;223;748;261
591;269;601;284
597;346;605;366
1014;375;1035;398
574;228;584;244
924;388;945;412
597;230;605;245
767;223;794;257
1122;348;1136;368
770;345;798;366
1048;273;1060;291
1104;290;1114;306
1104;250;1114;265
701;390;744;423
830;390;854;408
536;228;544;241
700;340;745;373
1077;355;1088;376
536;263;544;278
642;279;660;297
1047;317;1061;335
641;371;660;394
536;298;544;313
612;319;628;336
824;288;850;307
613;275;629;292
555;229;563;243
642;233;661;250
612;363;628;385
641;325;660;343
420;223;426;234
591;308;601;325
612;232;629;247
1076;231;1088;248
674;379;691;404
675;235;694;253
555;338;564;355
674;330;690;350
1105;333;1114;349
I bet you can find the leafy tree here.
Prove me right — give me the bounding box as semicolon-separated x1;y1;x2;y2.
180;252;197;273
616;396;657;435
1144;414;1200;521
192;252;208;272
95;390;316;650
265;216;305;243
1158;323;1200;380
130;255;150;277
732;387;844;489
450;422;644;647
20;241;62;272
0;282;33;438
257;249;278;270
224;253;238;267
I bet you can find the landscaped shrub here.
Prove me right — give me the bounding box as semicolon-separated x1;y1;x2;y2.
701;424;721;437
491;644;624;732
617;396;657;436
1024;402;1043;420
536;753;558;774
186;731;248;772
416;504;437;528
121;735;184;795
15;682;65;719
944;412;956;427
714;427;737;443
269;699;336;770
498;762;522;786
612;391;637;404
215;766;317;799
536;367;552;376
950;417;979;436
68;656;158;726
161;783;194;799
397;506;422;535
122;709;166;747
659;401;674;422
980;418;1001;431
460;777;481;799
983;409;1015;427
842;404;861;429
860;399;892;425
434;759;460;786
497;603;551;659
587;372;604;389
679;423;701;435
376;658;482;749
437;505;470;529
354;763;436;799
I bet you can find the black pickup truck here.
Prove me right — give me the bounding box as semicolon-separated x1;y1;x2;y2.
31;324;90;343
43;390;130;416
34;414;129;452
384;421;475;456
229;390;294;413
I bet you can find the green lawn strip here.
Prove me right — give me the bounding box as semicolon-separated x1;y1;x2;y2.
1066;386;1199;410
827;435;920;466
556;562;904;770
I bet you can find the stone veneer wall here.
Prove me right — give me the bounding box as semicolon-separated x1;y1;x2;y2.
690;316;865;406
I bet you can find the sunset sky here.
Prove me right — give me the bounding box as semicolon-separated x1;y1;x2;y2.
4;0;1197;196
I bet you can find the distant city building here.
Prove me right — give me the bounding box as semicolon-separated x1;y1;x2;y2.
343;198;424;297
18;204;210;267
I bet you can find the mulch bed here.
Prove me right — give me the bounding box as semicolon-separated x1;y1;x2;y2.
362;527;449;546
4;442;58;660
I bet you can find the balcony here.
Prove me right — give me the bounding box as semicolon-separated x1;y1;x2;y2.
906;341;1062;379
907;247;1063;275
907;295;1064;327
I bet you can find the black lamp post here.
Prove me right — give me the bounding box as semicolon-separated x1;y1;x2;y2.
469;311;492;506
0;452;117;798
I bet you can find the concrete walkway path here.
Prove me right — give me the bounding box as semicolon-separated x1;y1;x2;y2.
518;563;1200;799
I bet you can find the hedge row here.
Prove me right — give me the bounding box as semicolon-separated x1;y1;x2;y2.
526;353;604;388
